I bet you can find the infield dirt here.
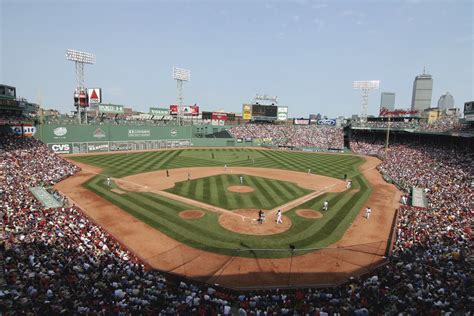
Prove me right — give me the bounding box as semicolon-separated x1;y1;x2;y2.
56;153;401;289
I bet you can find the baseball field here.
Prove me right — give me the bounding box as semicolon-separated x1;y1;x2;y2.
57;148;400;288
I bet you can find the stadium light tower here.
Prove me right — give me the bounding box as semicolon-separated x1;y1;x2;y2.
66;49;96;124
353;80;380;123
173;67;190;126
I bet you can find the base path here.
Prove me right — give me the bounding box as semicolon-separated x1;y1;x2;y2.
57;155;401;289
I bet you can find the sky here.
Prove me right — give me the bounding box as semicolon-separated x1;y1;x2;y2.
1;0;473;118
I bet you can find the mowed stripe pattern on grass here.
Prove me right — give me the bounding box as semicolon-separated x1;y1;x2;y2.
71;148;363;179
166;174;312;210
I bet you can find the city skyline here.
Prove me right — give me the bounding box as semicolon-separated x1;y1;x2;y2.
1;0;472;117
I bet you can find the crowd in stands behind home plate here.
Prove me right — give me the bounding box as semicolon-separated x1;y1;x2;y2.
1;132;472;314
228;124;344;149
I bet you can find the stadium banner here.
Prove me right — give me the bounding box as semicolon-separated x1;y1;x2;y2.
10;124;37;137
87;142;110;153
242;104;252;120
316;119;336;126
294;118;310;125
212;112;228;120
48;143;72;154
277;106;288;121
183;105;199;116
87;88;102;104
149;107;169;116
98;104;124;114
170;105;178;115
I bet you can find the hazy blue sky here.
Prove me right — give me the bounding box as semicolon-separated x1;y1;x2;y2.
1;0;472;117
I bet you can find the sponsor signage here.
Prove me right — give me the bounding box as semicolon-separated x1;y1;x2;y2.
211;112;228;120
183;105;199;116
170;105;178;115
170;129;178;137
49;143;72;154
87;143;109;152
98;104;124;114
128;129;151;137
93;128;106;138
87;88;102;104
294;119;310;125
150;107;169;116
237;138;243;143
11;125;36;137
53;127;68;137
316;119;336;126
242;104;252;120
277;106;288;121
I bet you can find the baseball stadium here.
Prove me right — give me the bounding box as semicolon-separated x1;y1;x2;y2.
1;1;473;314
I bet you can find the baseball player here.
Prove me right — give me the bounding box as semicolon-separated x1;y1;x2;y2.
258;210;264;224
224;164;227;171
322;200;329;211
308;168;311;175
240;176;243;184
346;180;352;189
166;169;169;177
106;177;111;186
276;210;282;224
365;207;372;219
188;172;191;181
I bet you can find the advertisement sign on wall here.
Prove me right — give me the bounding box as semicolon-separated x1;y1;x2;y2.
48;143;72;154
293;119;310;125
149;107;169;116
316;119;336;126
11;125;37;137
98;104;124;114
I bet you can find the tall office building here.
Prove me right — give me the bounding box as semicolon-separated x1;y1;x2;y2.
380;92;396;111
437;92;454;110
411;71;433;112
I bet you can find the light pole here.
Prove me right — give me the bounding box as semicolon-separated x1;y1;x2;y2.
173;67;190;126
66;49;95;124
353;80;380;124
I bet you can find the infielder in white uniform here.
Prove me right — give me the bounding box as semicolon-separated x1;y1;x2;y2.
106;177;111;186
322;200;329;211
365;207;372;219
240;176;243;184
276;210;282;224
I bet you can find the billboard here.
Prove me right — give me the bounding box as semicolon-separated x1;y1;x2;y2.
98;104;124;114
87;88;102;104
294;118;310;125
242;104;252;120
316;119;336;126
11;124;37;137
183;105;199;116
277;106;288;121
464;101;474;122
48;143;72;154
74;88;89;108
170;105;178;115
150;107;169;116
212;112;228;120
252;104;277;118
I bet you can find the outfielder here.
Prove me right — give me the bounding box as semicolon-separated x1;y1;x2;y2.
322;200;329;211
106;177;111;186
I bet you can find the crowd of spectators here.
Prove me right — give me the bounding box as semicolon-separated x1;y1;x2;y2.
1;132;472;314
228;124;344;149
352;115;466;133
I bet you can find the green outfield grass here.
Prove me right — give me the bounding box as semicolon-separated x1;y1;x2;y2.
72;148;371;258
166;174;312;210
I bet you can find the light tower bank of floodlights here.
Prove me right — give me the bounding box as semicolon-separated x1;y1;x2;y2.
173;67;191;125
353;80;380;123
66;49;96;124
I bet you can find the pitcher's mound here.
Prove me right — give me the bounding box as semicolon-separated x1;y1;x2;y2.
179;210;205;219
227;185;255;193
296;209;323;219
219;209;291;235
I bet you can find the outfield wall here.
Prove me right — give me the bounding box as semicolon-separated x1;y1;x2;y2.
34;124;252;154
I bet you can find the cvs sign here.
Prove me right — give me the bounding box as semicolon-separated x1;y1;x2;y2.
49;143;72;154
